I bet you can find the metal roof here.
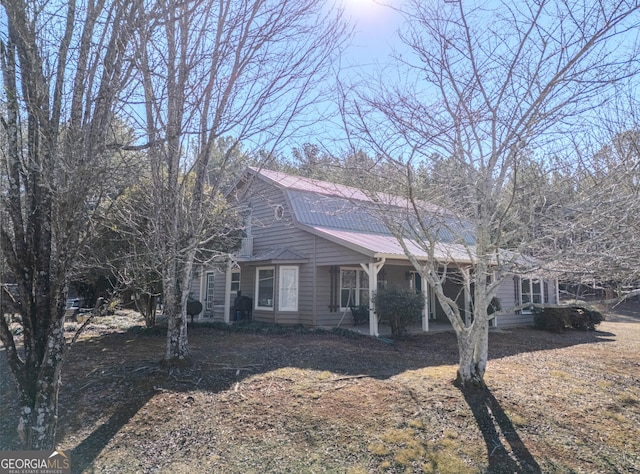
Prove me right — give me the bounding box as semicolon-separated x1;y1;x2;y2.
287;190;389;234
287;189;476;245
250;167;374;201
305;226;476;264
248;167;478;263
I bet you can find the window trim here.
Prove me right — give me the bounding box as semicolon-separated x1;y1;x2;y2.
255;266;275;311
518;276;548;314
204;272;216;316
278;266;299;312
230;270;241;294
339;267;369;310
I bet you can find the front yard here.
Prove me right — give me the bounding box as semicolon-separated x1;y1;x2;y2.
1;305;639;473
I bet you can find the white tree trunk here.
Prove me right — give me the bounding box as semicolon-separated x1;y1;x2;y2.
455;320;489;387
17;318;65;450
163;263;191;364
163;250;197;364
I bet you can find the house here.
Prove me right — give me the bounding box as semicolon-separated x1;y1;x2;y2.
189;167;559;335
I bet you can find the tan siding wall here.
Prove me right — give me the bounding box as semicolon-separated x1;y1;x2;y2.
253;311;276;324
495;276;517;310
188;266;229;321
492;276;560;328
190;267;202;302
494;276;528;326
383;266;411;288
201;177;561;330
312;237;371;266
240;181;378;326
496;312;534;327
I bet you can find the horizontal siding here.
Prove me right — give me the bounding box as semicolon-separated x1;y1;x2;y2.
495;312;535;327
193;177;562;331
494;275;558;310
275;312;300;325
313;265;333;321
242;181;375;326
316;310;356;327
382;266;410;288
248;181;304;256
493;276;558;328
190;267;202;302
495;276;517;310
494;276;525;328
312;235;371;265
253;311;275;324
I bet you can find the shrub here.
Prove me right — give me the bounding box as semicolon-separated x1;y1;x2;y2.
374;286;425;336
534;305;604;332
534;307;569;332
569;306;604;330
487;296;501;315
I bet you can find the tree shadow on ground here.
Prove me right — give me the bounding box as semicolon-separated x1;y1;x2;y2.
69;389;155;473
0;321;620;469
459;383;541;473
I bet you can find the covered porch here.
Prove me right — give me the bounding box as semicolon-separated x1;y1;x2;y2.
348;319;455;336
333;258;470;336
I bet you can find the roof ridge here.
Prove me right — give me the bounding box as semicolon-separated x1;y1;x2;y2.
249;166;372;201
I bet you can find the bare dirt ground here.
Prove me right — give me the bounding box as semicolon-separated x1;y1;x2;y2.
1;303;640;473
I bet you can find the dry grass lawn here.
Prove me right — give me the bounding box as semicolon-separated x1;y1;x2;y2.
1;303;639;473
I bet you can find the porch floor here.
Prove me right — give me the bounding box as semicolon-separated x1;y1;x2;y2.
340;319;454;336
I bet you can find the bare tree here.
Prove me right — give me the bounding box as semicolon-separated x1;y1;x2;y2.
0;0;142;448
539;128;640;296
131;0;347;364
343;0;640;385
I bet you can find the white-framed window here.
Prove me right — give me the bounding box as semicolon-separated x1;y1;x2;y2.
230;271;241;293
517;277;548;313
204;272;216;315
340;267;369;308
278;266;299;311
255;267;275;310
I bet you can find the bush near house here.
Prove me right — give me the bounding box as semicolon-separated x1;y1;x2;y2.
488;297;501;315
374;287;425;336
534;305;604;332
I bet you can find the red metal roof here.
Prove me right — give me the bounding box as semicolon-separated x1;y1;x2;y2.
306;226;476;264
247;167;477;264
249;167;374;202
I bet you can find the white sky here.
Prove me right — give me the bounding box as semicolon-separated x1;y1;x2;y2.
339;0;404;72
287;0;406;156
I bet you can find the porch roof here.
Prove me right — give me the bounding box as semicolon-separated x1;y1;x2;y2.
305;225;476;264
238;247;308;264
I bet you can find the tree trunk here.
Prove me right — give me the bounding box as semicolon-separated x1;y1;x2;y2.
163;264;191;365
145;296;157;328
17;317;65;450
165;311;190;364
135;294;157;327
455;321;489;387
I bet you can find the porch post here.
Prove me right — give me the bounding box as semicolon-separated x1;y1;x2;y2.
223;259;232;324
422;280;429;332
368;264;379;336
555;278;560;304
361;258;385;337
